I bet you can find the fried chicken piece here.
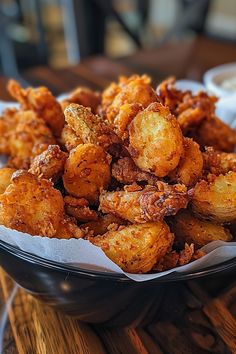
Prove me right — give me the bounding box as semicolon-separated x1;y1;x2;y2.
192;172;236;222
64;104;123;156
64;196;98;222
104;75;158;124
60;87;101;113
129;102;183;177
63;143;111;204
112;103;143;142
192;249;206;261
100;75;154;114
60;124;83;151
90;221;174;273
0;171;64;237
178;243;195;266
99;182;192;223
55;215;84;239
112;157;159;185
6;110;55;169
0;168;16;194
168;138;203;186
7;80;65;137
158;81;234;151
176;91;216;116
0;108;19;155
153;251;179;272
177;106;208;134
203;147;236;175
29;145;67;182
157;77;186;112
171;210;232;249
153;243;205;271
82;213;126;236
176;92;217;134
192;115;236;152
157;77;217;134
98;81;121;117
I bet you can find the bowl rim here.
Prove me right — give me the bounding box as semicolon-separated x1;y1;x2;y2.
0;240;236;282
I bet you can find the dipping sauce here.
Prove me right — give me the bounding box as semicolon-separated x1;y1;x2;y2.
221;76;236;92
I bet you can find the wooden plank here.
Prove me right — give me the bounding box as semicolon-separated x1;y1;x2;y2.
188;282;236;353
0;286;17;354
147;282;231;354
0;270;106;354
219;284;236;318
202;299;236;353
148;321;206;354
135;328;163;354
94;327;150;354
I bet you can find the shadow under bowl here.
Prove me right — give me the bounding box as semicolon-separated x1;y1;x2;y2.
0;240;235;327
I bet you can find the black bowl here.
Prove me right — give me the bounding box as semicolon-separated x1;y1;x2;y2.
0;240;236;327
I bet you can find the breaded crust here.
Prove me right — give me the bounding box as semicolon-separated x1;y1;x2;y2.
129;102;183;177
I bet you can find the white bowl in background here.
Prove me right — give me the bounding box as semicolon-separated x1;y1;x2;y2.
176;79;205;94
203;63;236;98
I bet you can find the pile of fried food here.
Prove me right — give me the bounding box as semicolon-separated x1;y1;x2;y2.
0;75;235;274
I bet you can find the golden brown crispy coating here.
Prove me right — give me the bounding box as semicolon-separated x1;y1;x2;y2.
153;251;179;272
100;182;192;223
63;143;111;204
91;222;174;273
29;145;67;182
203;147;236;175
0;108;19;155
64;196;98;222
104;75;158;124
112;157;159;185
171;210;232;249
157;77;184;110
168;138;203;186
0;171;64;237
0;168;16;194
176;91;216;116
153;244;205;271
7;110;55;169
129;102;183;177
60;87;101;113
7;80;65;137
82;214;126;236
178;243;195;266
60;124;83;151
177;106;208;134
112;103;143;142
1;74;235;273
99;82;121;116
64;104;122;156
157;77;217;134
55;215;84;239
192;115;236;152
192;172;236;222
176;92;217;133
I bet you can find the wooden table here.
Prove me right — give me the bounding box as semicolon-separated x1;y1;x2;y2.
0;36;236;354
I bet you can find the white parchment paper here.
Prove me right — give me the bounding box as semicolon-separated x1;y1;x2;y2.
0;88;236;282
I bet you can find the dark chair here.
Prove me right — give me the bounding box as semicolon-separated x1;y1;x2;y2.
158;0;211;45
0;0;48;79
61;0;147;61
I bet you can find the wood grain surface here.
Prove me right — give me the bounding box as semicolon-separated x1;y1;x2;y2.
0;270;236;354
0;36;236;354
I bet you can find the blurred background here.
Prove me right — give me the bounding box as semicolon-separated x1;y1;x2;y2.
1;0;236;77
